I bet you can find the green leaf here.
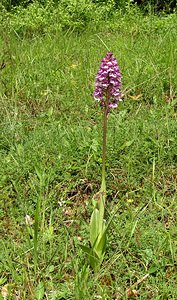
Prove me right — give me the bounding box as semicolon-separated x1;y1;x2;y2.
94;212;115;258
149;265;158;274
98;193;105;234
120;139;134;150
79;244;100;271
47;106;53;117
0;277;7;285
47;265;55;273
80;244;92;256
35;282;44;300
90;208;99;247
95;222;107;258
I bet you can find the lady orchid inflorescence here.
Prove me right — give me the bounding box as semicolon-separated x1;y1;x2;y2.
94;52;122;111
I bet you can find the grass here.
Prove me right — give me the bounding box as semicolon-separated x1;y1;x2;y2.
0;11;177;299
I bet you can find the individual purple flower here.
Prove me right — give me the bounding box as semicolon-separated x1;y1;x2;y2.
93;52;122;111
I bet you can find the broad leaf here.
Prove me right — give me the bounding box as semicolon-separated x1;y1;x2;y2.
90;208;99;247
79;244;100;271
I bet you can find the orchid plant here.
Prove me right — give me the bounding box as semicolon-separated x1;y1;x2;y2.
81;52;122;272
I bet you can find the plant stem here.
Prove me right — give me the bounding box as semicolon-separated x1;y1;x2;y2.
101;104;108;201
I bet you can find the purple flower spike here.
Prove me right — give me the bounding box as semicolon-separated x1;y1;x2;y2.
93;52;122;111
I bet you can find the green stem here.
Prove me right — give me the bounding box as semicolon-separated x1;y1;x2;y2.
101;105;107;195
98;100;108;241
100;89;110;215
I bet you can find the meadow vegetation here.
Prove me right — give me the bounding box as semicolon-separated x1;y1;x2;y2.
0;1;177;299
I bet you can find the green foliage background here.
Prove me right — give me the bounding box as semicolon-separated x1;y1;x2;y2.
0;0;177;297
0;0;176;37
1;0;176;11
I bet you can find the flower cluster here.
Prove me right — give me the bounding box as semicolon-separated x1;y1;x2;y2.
93;52;122;110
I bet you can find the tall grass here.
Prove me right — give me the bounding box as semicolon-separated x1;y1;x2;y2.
0;7;177;299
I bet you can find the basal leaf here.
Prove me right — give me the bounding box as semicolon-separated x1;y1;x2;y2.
90;208;99;247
